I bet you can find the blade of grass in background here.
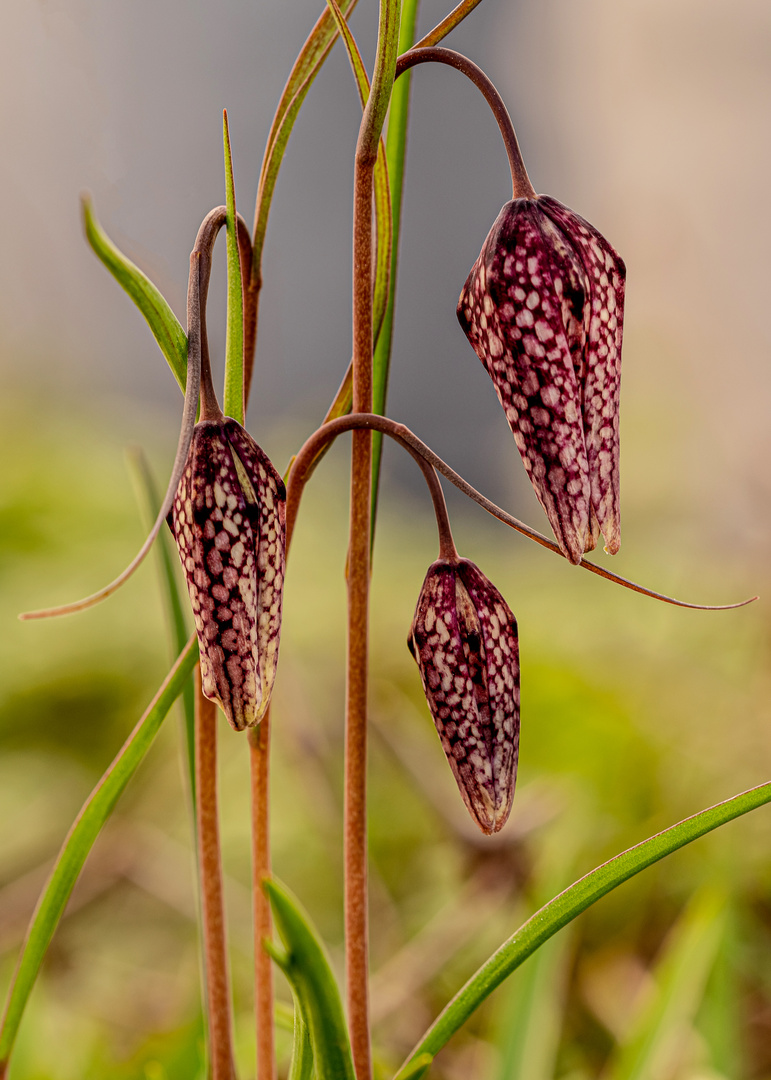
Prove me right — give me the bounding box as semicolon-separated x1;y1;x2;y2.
252;0;359;277
82;195;188;393
697;905;743;1076
323;0;393;347
0;637;199;1076
223;110;246;426
604;886;727;1080
127;447;196;811
371;0;420;544
264;878;356;1080
393;782;771;1079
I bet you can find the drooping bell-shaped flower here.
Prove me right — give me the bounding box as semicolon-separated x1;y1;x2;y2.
171;417;286;731
408;557;520;835
457;195;626;564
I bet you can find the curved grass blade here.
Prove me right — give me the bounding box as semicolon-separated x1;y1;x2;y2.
223;110;245;426
324;0;392;344
393;782;771;1079
371;0;420;544
413;0;486;49
127;447;195;811
287;996;314;1080
82;194;188;393
252;0;359;277
263;878;355;1080
0;636;199;1075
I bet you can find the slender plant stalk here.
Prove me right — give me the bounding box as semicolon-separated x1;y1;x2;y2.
196;672;237;1080
413;0;486;48
395;47;535;200
285;415;755;612
346;4;401;1076
249;717;276;1080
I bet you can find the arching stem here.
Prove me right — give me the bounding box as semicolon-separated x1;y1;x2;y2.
286;414;757;612
395;46;535;200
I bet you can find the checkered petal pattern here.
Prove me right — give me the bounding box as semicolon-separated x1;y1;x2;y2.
458;196;625;563
171;419;286;730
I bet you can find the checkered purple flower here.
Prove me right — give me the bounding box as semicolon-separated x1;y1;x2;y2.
458;196;626;564
170;418;286;731
408;558;520;834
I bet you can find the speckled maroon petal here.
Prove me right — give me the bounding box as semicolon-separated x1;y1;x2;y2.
539;196;626;553
171;420;286;731
458;200;591;563
408;559;520;834
456;559;519;830
223;419;287;723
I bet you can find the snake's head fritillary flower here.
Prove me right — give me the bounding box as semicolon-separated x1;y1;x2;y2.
171;418;286;731
457;196;626;564
408;558;520;835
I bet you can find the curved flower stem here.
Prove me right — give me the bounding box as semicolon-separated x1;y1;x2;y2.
195;671;237;1080
286;414;757;612
248;716;276;1080
395;46;535;200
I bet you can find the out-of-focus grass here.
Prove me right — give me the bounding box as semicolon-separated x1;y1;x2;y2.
1;390;770;1079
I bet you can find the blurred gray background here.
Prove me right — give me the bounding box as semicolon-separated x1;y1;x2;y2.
1;0;770;571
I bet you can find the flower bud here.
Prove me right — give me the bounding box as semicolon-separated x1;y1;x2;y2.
171;418;286;730
458;195;625;564
408;558;520;834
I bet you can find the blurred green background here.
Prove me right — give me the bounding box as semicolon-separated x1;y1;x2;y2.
2;0;771;1077
1;387;769;1078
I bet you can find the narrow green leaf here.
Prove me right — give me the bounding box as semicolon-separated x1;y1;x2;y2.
394;783;771;1079
222;110;245;426
323;0;392;345
371;0;420;545
0;637;199;1072
264;878;356;1080
82;194;188;393
253;0;359;276
127;447;195;810
605;887;727;1080
288;995;314;1080
396;1053;433;1080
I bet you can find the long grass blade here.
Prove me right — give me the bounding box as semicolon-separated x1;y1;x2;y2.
0;637;199;1074
264;878;356;1080
223;110;245;426
82;194;188;393
393;782;771;1079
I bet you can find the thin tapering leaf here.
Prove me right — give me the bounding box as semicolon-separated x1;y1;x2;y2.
127;447;196;811
371;0;420;545
82;194;188;393
287;996;314;1080
324;0;392;343
413;0;485;48
223;110;245;425
264;878;356;1080
0;637;199;1073
394;783;771;1079
252;0;358;276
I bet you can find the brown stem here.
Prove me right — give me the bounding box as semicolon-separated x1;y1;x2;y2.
195;671;237;1080
286;414;757;612
395;47;536;201
248;718;276;1080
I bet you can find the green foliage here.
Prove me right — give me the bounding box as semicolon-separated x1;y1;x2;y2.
222;111;245;426
0;637;198;1071
81;196;188;394
264;878;355;1080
